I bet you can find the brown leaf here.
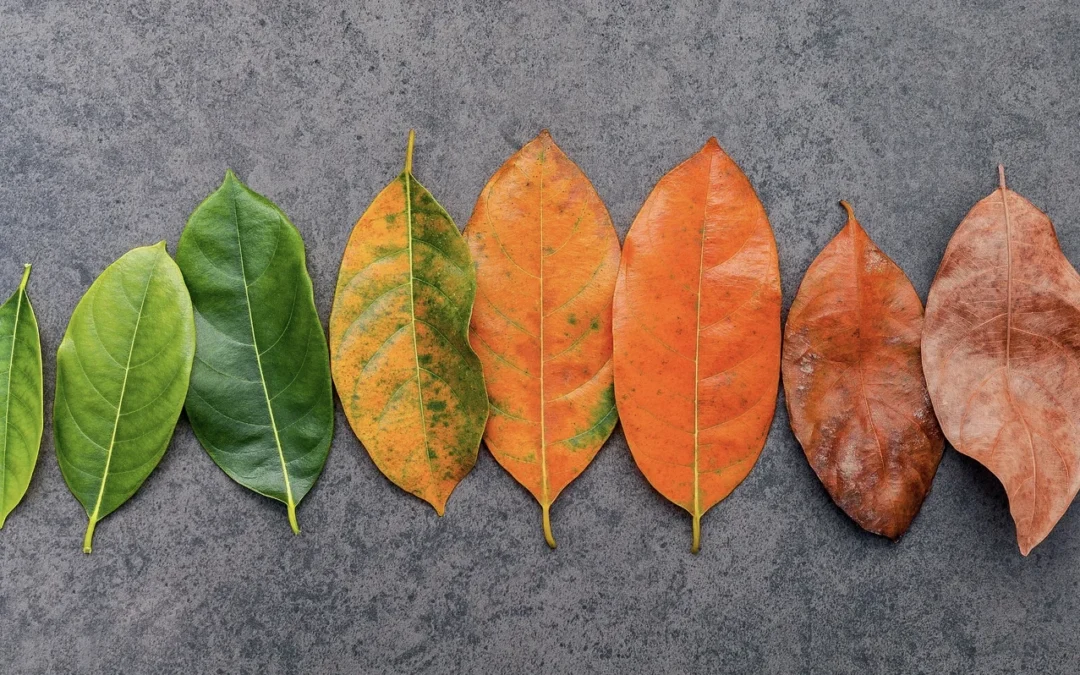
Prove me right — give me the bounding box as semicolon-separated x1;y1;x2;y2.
923;167;1080;555
783;202;944;539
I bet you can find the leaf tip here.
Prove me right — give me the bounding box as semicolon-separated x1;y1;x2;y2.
1018;537;1035;556
428;495;447;517
703;137;721;153
839;200;857;224
223;168;239;184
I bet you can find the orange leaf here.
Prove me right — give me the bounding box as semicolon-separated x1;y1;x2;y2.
465;131;620;547
783;202;944;539
329;132;488;515
923;167;1080;555
613;138;781;552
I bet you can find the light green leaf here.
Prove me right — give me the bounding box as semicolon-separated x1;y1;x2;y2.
0;265;43;528
176;171;334;533
55;243;195;553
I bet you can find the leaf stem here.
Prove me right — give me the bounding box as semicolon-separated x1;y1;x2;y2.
998;164;1007;191
405;129;416;174
19;264;31;291
287;503;300;534
691;513;701;554
542;502;556;549
83;518;96;554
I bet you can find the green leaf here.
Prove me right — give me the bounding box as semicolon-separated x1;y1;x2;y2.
176;171;334;533
55;243;195;553
0;265;43;528
328;131;488;515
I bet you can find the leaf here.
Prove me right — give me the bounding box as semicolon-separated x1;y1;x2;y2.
177;171;334;533
0;265;42;528
612;138;782;553
55;243;194;552
329;132;487;515
923;167;1080;555
782;202;944;539
465;130;621;547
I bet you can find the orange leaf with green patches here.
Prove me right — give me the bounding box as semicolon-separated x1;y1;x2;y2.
465;131;620;547
613;138;781;553
329;132;488;514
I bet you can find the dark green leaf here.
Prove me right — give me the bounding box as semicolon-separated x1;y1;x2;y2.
177;171;334;533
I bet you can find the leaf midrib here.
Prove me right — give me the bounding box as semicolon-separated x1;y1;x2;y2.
846;220;887;474
229;182;298;531
998;176;1040;530
87;250;161;540
538;154;549;518
690;151;717;553
404;172;437;501
0;269;29;518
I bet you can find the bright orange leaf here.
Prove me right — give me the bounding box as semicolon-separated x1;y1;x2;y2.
465;131;620;547
613;138;781;553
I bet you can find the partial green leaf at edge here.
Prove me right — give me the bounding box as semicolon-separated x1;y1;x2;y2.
176;171;335;534
54;243;195;553
0;265;43;529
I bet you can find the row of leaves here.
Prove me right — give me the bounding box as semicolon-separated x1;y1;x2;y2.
1;132;1074;556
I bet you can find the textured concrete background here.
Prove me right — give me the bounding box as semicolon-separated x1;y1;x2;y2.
1;1;1079;673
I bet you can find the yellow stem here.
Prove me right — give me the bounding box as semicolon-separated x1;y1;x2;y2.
405;130;416;174
542;503;556;549
83;518;96;554
691;513;701;554
288;503;300;535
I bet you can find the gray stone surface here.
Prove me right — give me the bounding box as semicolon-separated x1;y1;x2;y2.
1;0;1079;672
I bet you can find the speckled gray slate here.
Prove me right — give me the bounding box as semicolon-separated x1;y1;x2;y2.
2;1;1079;673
